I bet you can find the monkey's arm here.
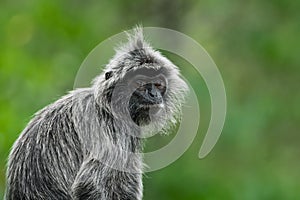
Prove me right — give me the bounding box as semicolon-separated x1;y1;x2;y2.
71;158;143;200
70;94;143;200
71;159;103;199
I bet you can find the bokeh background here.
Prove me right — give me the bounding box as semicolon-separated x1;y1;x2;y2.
1;0;300;199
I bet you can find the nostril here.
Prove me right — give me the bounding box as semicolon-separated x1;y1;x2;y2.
149;85;158;98
149;89;158;98
149;91;155;97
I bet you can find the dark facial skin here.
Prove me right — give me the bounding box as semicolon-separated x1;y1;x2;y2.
128;74;167;126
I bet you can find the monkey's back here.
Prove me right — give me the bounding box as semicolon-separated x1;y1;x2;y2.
5;89;93;200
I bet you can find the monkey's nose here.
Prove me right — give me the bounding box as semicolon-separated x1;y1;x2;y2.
148;90;157;98
149;85;159;98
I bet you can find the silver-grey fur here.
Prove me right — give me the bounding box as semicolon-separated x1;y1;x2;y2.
5;27;188;200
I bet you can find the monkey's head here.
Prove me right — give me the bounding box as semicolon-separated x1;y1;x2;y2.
94;27;188;134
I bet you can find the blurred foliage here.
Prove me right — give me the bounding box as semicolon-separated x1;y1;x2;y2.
0;0;300;199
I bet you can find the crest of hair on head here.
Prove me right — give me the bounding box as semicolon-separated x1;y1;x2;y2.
115;26;152;56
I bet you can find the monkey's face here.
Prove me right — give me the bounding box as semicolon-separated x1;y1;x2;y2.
128;73;167;126
106;63;187;133
100;40;189;133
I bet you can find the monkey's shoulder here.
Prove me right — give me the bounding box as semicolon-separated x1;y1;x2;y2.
15;88;95;143
37;87;95;116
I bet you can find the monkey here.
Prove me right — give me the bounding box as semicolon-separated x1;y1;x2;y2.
5;27;188;200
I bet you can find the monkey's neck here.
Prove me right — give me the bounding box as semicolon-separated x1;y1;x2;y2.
97;106;144;153
114;119;144;153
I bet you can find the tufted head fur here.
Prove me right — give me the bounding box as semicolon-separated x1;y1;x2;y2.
93;26;188;136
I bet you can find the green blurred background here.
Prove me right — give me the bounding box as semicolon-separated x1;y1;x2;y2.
1;0;300;199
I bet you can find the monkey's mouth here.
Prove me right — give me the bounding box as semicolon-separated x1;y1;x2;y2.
140;103;164;114
129;103;163;126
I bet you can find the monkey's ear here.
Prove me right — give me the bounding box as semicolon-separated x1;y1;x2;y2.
105;71;113;80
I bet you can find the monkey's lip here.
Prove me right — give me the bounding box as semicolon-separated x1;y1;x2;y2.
140;103;164;115
141;103;164;109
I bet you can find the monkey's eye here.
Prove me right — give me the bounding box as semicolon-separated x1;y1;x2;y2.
154;80;166;91
137;85;146;92
154;83;163;90
135;80;147;91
